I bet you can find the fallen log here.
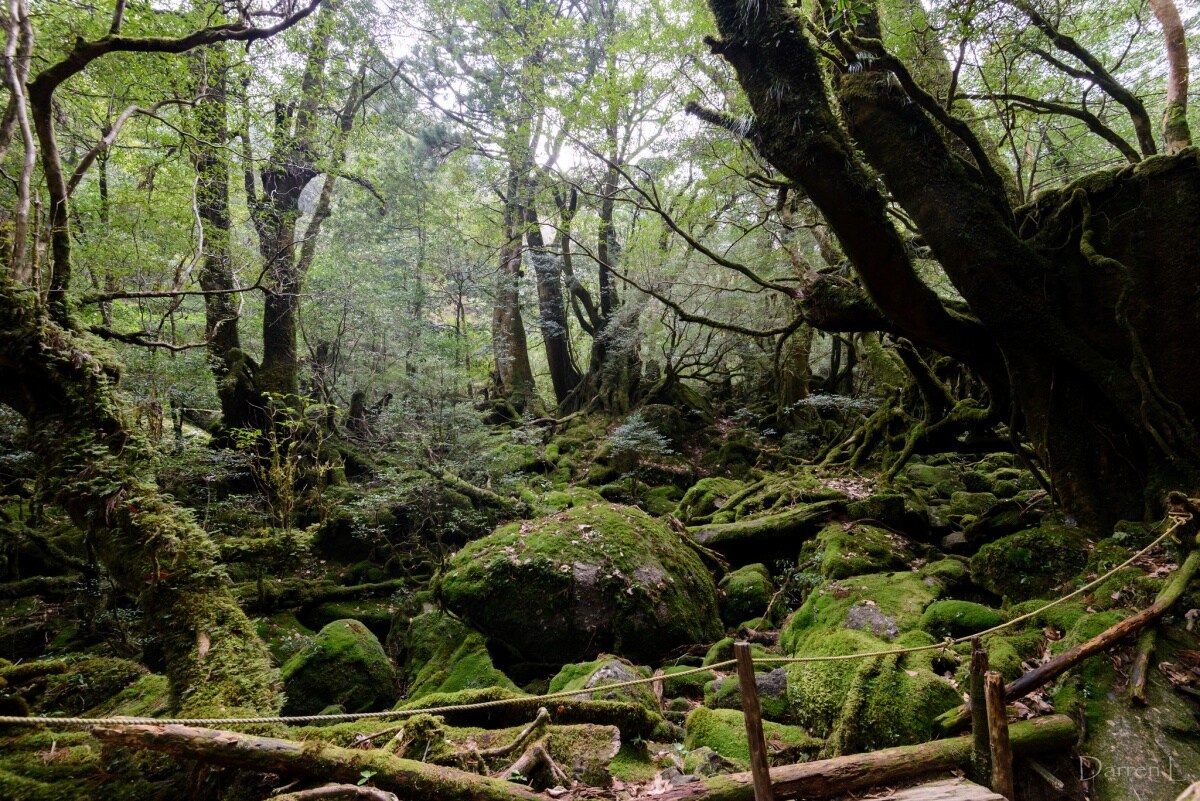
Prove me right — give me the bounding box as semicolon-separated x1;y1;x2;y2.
935;548;1200;734
651;715;1076;801
687;500;844;562
235;578;408;614
91;724;540;801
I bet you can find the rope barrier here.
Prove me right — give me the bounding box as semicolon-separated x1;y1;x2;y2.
0;513;1190;729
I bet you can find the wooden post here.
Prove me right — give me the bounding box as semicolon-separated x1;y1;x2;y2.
969;638;991;782
734;642;775;801
984;670;1014;800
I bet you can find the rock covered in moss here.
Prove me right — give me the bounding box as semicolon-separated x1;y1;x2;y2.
809;522;916;580
37;657;147;714
718;563;774;626
683;706;820;766
674;478;746;524
970;523;1091;600
779;571;960;754
396;610;517;701
661;665;715;700
549;655;658;712
280;619;395;715
918;600;1007;638
705;667;790;722
440;502;722;665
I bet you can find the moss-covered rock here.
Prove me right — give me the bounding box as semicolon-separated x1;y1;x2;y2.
440;502;722;665
396;611;518;701
718;563;774;626
810;522;916;580
88;673;170;718
705;667;790;722
300;599;395;641
661;665;715;700
548;656;658;712
255;611;316;666
674;477;746;525
779;571;958;754
280;619;395;715
918;600;1007;639
643;485;683;517
970;524;1092;600
683;707;821;767
702;637;772;667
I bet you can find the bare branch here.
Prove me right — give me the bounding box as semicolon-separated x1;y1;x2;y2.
67;98;196;196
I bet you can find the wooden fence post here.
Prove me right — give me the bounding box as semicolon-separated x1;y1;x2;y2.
970;638;991;782
734;642;775;801
985;670;1014;800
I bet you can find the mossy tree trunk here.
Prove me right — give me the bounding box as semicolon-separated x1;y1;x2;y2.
702;0;1200;529
0;280;278;716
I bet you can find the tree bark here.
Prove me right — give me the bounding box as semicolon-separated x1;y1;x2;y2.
1148;0;1191;153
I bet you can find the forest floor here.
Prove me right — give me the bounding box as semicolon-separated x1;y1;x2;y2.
2;407;1199;801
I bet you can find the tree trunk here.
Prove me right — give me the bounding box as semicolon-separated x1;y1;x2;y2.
0;281;278;716
490;169;538;412
522;190;580;406
703;0;1200;528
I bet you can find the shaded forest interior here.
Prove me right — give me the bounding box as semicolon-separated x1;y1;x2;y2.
1;0;1199;799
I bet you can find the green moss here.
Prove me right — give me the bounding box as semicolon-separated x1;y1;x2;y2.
305;599;394;639
255;611;316;666
280;619;395;716
704;667;790;722
661;666;715;700
440;502;722;665
920;558;970;590
1007;599;1088;634
88;673;171;718
718;563;774;626
38;657;147;714
609;743;659;783
399;611;517;701
702;638;772;667
548;656;657;711
811;522;915;580
781;571;941;653
683;707;821;766
970;524;1091;600
674;478;746;524
918;600;1007;638
642;486;682;517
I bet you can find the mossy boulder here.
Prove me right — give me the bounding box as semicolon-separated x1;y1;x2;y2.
970;523;1092;600
440;502;722;665
674;477;746;524
705;667;790;722
280;619;396;715
780;571;959;754
918;600;1007;639
718;563;774;626
661;665;715;700
548;656;658;712
809;522;916;580
683;707;821;767
396;611;518;701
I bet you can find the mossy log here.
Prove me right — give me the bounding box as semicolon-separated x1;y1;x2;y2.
936;547;1200;734
0;574;81;599
91;723;540;801
688;500;844;563
651;715;1076;800
235;578;408;614
440;472;527;515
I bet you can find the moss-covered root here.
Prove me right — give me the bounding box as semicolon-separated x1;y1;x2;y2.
91;724;541;801
649;715;1077;801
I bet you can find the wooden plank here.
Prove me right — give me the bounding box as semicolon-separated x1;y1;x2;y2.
734;641;775;801
969;638;990;783
984;671;1014;800
880;777;1006;800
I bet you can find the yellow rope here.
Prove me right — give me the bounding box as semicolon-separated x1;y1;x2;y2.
0;514;1189;729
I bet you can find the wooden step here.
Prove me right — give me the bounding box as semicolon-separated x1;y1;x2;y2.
876;777;1006;800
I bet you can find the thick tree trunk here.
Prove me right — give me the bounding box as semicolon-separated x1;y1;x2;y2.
491;172;538;412
522;193;580;406
704;0;1200;528
191;45;261;431
0;281;278;716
